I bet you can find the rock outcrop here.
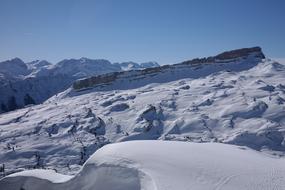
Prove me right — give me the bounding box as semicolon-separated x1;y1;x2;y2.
73;47;265;91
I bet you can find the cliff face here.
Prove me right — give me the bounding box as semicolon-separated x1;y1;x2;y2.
214;47;265;60
179;47;265;65
73;47;265;91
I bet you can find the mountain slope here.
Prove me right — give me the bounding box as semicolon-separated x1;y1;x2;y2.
72;47;265;91
0;58;30;78
0;47;284;176
0;58;159;113
1;141;285;190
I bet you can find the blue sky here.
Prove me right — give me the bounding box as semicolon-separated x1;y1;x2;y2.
0;0;284;64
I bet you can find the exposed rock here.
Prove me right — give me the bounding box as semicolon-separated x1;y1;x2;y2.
72;47;265;91
215;47;265;60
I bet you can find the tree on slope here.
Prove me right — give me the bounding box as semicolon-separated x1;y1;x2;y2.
7;96;17;111
24;93;35;105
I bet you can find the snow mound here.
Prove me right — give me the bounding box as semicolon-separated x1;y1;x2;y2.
1;141;285;190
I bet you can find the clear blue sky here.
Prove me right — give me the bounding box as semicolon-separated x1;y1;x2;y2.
0;0;284;64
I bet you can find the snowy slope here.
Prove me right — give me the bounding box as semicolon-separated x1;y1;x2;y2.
0;58;159;113
0;47;284;176
1;141;285;190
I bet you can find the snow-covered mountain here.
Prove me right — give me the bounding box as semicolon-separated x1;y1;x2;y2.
0;58;30;78
1;141;285;190
113;61;159;71
71;47;265;91
0;58;159;113
1;46;285;179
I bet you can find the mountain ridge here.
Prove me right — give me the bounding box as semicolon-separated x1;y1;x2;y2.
1;46;284;176
0;58;159;113
72;46;264;91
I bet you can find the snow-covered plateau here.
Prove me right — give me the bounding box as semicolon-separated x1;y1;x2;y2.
0;47;285;189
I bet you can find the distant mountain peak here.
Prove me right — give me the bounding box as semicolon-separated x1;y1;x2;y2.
2;57;26;66
0;57;28;77
10;57;24;63
140;61;159;68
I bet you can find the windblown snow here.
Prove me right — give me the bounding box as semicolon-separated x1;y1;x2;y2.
0;47;285;189
1;141;285;190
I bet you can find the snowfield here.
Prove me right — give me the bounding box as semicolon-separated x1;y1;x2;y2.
0;47;285;189
1;141;285;190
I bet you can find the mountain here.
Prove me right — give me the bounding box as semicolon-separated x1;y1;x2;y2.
0;58;29;78
1;47;285;177
72;47;265;91
0;58;159;113
114;61;159;71
1;141;285;190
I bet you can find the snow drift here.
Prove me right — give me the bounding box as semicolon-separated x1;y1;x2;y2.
1;141;285;190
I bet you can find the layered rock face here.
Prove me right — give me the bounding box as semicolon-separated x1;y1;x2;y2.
215;47;265;60
73;47;265;91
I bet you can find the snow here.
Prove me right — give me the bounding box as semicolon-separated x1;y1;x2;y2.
0;55;284;176
0;58;29;78
1;141;285;190
7;169;72;183
114;61;159;71
0;47;285;190
0;58;159;113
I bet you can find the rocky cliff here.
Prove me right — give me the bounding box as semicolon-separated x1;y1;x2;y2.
73;47;265;91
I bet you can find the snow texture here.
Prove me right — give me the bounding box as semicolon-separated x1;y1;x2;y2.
1;141;285;190
0;49;284;176
0;47;285;190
